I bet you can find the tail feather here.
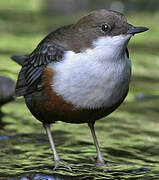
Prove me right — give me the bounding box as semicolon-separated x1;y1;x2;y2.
11;55;28;96
11;55;28;66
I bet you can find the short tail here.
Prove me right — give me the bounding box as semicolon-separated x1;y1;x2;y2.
11;55;28;66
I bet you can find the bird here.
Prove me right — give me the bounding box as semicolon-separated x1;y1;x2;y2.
13;9;148;170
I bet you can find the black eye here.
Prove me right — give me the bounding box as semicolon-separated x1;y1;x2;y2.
101;24;110;32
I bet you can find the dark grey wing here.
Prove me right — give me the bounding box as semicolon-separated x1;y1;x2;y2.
15;42;65;97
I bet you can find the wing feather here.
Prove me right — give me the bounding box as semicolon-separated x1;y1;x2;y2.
15;42;65;97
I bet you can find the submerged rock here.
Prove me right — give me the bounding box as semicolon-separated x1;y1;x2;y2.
0;76;15;108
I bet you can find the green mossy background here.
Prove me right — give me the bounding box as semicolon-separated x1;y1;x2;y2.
0;0;159;179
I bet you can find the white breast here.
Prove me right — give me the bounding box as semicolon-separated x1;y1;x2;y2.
49;35;132;109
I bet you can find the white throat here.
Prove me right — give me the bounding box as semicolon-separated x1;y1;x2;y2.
49;35;132;109
92;35;131;59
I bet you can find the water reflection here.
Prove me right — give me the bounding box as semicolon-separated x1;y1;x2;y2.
0;98;159;179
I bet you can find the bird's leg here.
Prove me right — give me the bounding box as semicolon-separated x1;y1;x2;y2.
88;122;105;166
43;123;72;171
43;123;60;169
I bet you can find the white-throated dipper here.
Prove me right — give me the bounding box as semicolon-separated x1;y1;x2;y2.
14;9;148;170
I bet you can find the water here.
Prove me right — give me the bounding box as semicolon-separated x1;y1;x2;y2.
0;96;159;180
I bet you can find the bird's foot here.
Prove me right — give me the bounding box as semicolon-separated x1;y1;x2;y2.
90;156;111;167
53;159;72;172
96;159;105;167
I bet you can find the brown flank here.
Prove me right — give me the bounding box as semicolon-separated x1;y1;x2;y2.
25;67;128;124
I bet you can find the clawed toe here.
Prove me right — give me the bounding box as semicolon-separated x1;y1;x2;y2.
90;156;109;167
53;159;72;172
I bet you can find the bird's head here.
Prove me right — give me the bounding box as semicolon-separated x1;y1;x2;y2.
72;9;148;53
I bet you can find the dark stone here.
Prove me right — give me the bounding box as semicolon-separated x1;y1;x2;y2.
0;76;15;107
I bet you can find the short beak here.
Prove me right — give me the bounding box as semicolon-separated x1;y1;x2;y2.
127;26;149;35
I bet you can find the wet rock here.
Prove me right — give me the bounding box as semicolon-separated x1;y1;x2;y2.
33;174;62;180
19;177;30;180
0;76;15;108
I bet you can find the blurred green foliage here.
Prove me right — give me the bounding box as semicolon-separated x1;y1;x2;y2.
0;0;43;12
